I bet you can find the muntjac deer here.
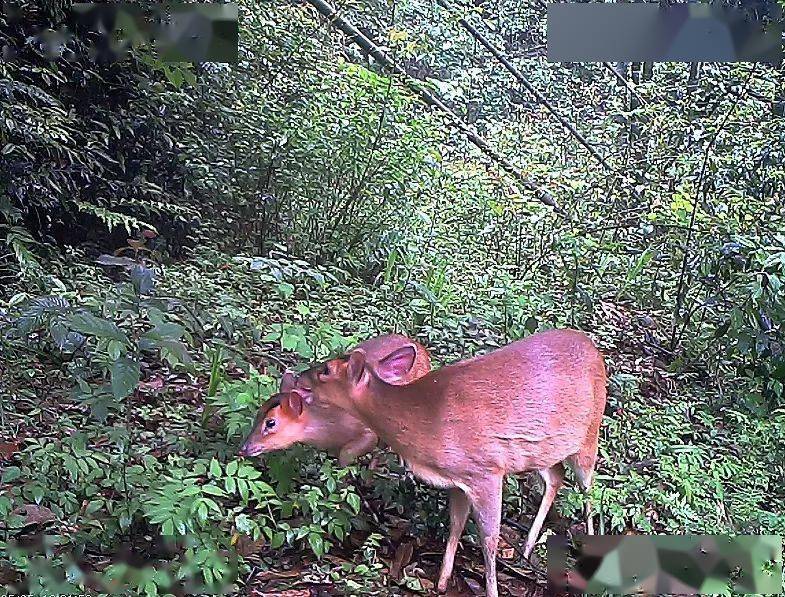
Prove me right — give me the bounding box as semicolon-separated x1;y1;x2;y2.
297;328;607;597
237;334;431;466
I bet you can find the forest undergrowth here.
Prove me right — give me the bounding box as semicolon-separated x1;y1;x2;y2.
2;0;785;594
2;243;783;594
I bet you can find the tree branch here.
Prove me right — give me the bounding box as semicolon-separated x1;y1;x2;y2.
669;65;757;351
437;0;612;172
301;0;558;211
602;61;648;107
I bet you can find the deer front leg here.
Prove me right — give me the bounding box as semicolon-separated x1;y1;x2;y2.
337;431;379;467
437;487;471;592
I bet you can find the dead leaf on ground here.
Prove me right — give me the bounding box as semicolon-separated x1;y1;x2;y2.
252;567;303;582
498;535;516;560
0;441;20;460
11;504;56;527
232;532;266;557
464;577;483;595
443;573;473;596
138;377;165;393
390;540;414;580
388;515;410;542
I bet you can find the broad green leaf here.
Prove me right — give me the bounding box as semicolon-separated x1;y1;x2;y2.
111;357;140;400
209;458;222;478
68;311;128;344
347;493;361;514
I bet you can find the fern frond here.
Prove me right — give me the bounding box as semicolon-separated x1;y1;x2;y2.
74;202;156;235
16;295;71;337
1;225;42;273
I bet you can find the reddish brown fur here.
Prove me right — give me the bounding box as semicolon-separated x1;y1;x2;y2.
238;334;431;466
300;328;607;597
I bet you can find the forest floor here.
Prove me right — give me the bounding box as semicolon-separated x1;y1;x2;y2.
6;251;773;595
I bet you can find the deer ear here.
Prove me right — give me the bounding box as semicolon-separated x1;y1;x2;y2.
282;391;304;417
347;350;367;385
376;344;417;382
280;371;297;393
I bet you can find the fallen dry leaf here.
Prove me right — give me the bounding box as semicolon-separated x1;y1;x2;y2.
390;540;414;580
252;567;302;581
419;577;435;591
464;577;483;595
500;547;516;560
233;533;266;557
138;377;164;392
12;504;56;527
387;516;410;542
0;441;20;461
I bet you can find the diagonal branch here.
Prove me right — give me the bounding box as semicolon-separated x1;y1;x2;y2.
669;64;758;351
438;0;611;171
301;0;558;211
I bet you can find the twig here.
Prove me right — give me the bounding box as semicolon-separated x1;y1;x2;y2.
301;0;557;210
499;528;546;576
602;61;648;106
497;557;540;583
331;66;394;234
438;0;612;173
670;65;758;351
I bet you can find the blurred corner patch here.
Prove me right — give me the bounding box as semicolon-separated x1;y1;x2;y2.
547;3;783;63
2;2;238;63
547;535;783;595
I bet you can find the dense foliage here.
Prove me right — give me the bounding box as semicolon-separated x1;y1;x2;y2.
1;0;784;594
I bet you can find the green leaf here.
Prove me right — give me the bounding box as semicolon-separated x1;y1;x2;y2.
164;65;184;88
63;455;79;480
111;357;140;400
85;500;103;516
1;466;21;483
161;519;174;536
107;340;123;360
347;493;361;514
201;497;221;514
209;458;222;479
202;566;214;587
144;322;185;341
202;484;226;497
68;311;128;344
225;476;236;494
197;501;208;522
277;282;294;298
129;264;156;295
156;339;192;365
308;532;325;557
181;485;202;497
238;479;249;502
281;332;300;352
251;480;276;496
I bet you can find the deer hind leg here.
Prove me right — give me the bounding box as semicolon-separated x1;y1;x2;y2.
468;476;503;597
566;427;601;535
523;463;565;558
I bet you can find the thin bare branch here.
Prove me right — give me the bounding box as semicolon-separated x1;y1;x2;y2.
301;0;558;211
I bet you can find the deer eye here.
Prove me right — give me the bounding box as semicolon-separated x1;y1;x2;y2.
265;419;276;430
321;363;330;376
